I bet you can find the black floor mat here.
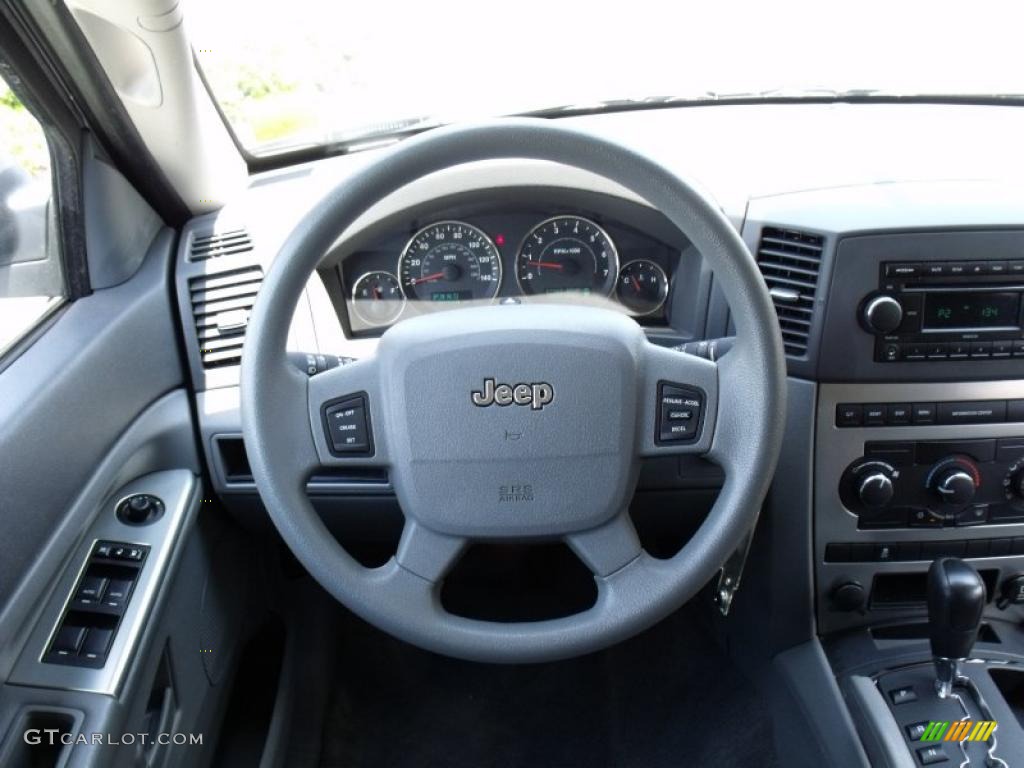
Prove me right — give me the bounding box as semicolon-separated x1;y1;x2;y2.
320;604;779;768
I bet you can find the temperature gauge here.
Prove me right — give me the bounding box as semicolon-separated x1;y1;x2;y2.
351;271;405;327
616;259;669;316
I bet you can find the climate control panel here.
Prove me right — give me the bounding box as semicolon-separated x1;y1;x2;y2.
839;438;1024;529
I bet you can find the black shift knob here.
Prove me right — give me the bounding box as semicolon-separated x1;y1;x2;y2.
927;558;985;660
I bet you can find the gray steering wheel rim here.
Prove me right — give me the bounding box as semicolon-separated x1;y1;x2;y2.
241;118;786;663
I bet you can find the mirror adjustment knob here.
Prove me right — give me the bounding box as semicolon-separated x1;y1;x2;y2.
935;470;976;506
857;472;894;508
117;494;164;525
862;295;903;334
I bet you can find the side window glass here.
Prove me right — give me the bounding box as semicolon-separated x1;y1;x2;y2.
0;75;63;354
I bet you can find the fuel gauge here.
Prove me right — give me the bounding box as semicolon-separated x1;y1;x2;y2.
616;259;668;316
351;270;405;326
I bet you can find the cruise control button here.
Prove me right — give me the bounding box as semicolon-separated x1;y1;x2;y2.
324;397;372;454
657;385;703;443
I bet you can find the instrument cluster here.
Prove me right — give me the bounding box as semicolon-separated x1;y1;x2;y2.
337;210;680;335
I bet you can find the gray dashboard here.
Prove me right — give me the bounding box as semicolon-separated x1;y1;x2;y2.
170;103;1024;648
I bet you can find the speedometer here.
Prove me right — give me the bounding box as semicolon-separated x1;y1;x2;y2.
516;216;618;297
398;221;502;304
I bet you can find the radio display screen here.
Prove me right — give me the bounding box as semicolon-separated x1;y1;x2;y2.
923;291;1021;330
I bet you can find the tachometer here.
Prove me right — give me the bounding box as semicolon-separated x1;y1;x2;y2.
516;216;618;297
351;270;405;326
398;221;502;304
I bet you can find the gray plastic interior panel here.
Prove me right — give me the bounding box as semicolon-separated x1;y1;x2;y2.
81;135;163;289
815;380;1024;635
0;230;184;665
8;470;198;696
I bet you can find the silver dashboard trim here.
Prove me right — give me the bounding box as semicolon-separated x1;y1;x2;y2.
815;381;1024;635
8;470;198;696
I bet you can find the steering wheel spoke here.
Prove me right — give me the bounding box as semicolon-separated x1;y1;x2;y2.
566;511;643;578
395;520;467;583
306;356;390;467
638;342;719;456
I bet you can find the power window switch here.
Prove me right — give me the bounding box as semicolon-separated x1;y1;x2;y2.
80;628;114;661
102;578;133;609
75;576;108;604
51;625;87;655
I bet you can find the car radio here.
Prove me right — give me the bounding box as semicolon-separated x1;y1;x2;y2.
861;259;1024;362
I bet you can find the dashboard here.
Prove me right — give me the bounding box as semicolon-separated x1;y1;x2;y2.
320;190;698;337
172;103;1024;648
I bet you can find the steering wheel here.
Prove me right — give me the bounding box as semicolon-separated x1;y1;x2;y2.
241;119;786;663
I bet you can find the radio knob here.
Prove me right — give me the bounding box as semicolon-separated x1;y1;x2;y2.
934;470;977;506
862;295;904;334
857;472;895;509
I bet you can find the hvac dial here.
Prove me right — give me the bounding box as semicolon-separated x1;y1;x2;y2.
516;216;618;297
350;271;405;326
616;259;669;315
398;221;502;304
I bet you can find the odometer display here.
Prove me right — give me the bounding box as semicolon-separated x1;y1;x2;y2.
398;221;501;303
516;216;618;297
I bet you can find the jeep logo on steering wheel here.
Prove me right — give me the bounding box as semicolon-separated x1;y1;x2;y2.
471;378;554;410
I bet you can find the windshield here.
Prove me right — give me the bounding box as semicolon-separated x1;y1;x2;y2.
187;0;1022;156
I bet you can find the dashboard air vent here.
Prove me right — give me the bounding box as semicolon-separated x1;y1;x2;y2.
189;228;253;262
189;265;263;369
755;227;824;357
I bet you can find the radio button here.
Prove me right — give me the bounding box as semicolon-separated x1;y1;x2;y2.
1009;261;1024;275
904;344;927;361
970;341;992;358
923;263;947;277
1013;341;1024;357
947;342;970;359
987;260;1008;275
966;262;989;276
925;343;948;359
992;341;1012;357
912;403;937;424
881;343;902;362
885;262;920;278
946;262;968;276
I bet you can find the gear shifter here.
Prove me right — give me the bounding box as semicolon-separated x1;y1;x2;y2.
927;557;985;698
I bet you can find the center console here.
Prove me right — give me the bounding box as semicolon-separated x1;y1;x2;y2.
804;224;1024;766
